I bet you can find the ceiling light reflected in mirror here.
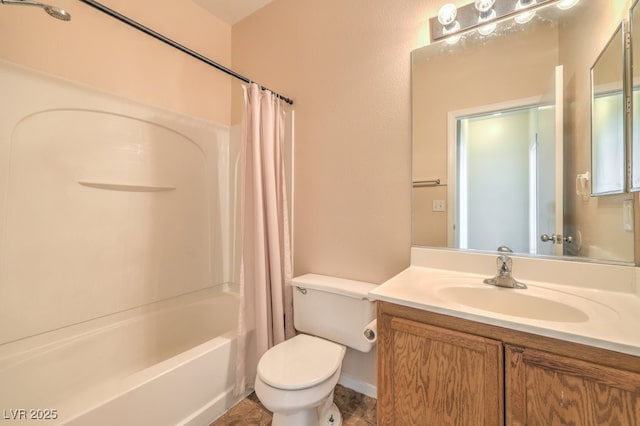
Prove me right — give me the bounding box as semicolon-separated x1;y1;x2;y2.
514;0;537;24
557;0;580;10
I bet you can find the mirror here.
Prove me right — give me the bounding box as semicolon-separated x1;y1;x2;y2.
590;22;627;196
631;0;640;191
412;0;635;264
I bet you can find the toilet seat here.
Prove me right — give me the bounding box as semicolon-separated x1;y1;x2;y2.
257;334;346;390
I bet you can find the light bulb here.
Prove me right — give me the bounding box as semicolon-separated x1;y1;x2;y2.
474;0;496;13
557;0;579;10
477;8;497;35
446;34;462;44
478;22;497;35
443;20;462;44
514;10;535;24
514;0;536;24
437;3;458;26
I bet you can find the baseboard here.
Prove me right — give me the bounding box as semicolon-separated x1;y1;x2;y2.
338;374;377;399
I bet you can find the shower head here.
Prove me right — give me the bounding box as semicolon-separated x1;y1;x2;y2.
0;0;71;21
43;4;70;20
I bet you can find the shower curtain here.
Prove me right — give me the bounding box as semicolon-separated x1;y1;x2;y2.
235;83;294;394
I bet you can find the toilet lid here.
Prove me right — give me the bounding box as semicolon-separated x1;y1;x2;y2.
257;334;346;390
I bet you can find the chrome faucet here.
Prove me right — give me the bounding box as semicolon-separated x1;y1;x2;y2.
483;246;527;289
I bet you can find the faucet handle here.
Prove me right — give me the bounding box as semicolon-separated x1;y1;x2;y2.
485;249;527;289
497;254;512;274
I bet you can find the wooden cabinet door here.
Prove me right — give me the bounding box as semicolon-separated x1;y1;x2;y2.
378;315;504;425
506;345;640;425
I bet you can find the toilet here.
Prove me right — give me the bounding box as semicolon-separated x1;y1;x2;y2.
254;274;377;426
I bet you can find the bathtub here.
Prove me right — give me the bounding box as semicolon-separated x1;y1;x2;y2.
0;285;244;425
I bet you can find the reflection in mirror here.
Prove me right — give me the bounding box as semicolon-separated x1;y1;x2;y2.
590;23;626;196
632;0;640;190
412;0;635;264
451;101;560;256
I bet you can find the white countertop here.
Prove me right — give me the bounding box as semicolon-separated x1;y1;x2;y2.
369;264;640;357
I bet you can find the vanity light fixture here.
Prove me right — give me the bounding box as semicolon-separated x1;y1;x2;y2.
429;0;580;44
475;0;497;35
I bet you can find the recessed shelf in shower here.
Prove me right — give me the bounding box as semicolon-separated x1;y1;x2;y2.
78;181;176;192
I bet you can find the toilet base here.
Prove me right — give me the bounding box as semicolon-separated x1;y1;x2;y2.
272;408;319;426
319;402;342;426
271;402;342;426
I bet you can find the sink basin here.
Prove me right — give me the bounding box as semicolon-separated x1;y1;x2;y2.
435;282;619;323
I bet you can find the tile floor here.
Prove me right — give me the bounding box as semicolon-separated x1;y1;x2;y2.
210;384;377;426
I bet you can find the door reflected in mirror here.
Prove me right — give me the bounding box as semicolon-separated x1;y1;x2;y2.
447;89;561;257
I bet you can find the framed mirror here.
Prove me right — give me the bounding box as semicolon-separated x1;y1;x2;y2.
590;22;627;196
412;0;635;264
631;0;640;191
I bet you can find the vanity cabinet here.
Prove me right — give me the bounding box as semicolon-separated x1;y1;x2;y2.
506;345;640;425
377;302;640;426
377;315;504;425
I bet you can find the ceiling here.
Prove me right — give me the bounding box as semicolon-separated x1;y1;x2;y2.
192;0;273;25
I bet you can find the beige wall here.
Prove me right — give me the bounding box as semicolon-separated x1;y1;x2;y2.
0;0;232;124
232;0;440;284
413;185;448;247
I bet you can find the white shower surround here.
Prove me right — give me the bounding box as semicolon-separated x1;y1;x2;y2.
0;60;243;424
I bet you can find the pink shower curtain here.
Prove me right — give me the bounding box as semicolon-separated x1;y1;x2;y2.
235;83;294;394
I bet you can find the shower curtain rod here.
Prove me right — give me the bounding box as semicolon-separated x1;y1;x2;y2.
77;0;294;105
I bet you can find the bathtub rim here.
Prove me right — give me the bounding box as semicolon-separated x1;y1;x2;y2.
0;283;238;366
59;328;239;425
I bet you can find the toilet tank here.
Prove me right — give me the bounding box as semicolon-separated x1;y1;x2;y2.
292;274;377;353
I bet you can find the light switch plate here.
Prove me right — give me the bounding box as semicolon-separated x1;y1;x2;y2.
433;200;446;212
